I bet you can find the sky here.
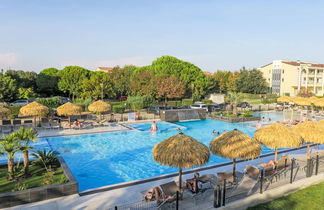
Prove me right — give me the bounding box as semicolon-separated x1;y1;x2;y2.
1;0;324;72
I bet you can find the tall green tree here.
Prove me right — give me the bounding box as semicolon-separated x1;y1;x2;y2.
58;66;91;99
11;128;38;177
110;65;135;98
155;75;186;103
36;68;60;96
227;92;244;116
0;73;18;101
142;56;210;99
81;71;115;100
18;88;36;99
236;69;268;94
5;70;37;90
130;70;157;96
0;134;21;180
213;70;232;93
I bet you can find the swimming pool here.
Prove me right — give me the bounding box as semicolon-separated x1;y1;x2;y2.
1;111;321;191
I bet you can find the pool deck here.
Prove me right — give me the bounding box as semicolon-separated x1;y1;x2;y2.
4;146;324;210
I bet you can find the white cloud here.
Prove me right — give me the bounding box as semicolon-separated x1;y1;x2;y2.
0;53;16;68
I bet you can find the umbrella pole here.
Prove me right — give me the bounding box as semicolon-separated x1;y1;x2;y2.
233;158;236;182
307;144;310;159
179;168;182;196
274;148;278;162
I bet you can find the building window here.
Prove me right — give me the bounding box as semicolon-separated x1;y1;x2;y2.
282;70;284;74
282;78;284;82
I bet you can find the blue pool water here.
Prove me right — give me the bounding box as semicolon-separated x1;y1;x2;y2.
1;112;321;191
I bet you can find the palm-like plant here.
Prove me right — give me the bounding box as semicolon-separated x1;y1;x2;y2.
227;92;244;116
11;127;38;177
0;134;21;180
32;149;59;171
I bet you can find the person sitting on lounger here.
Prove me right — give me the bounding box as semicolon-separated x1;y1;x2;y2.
144;187;175;202
259;160;276;168
186;172;200;193
73;119;81;128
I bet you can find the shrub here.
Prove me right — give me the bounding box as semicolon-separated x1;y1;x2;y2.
32;149;60;171
182;99;194;106
126;95;156;110
202;99;213;105
36;97;61;109
112;105;125;113
261;98;277;104
167;100;181;107
73;98;92;111
8;105;20;119
12;183;28;192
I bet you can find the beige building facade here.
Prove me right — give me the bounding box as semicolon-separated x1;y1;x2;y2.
259;60;324;96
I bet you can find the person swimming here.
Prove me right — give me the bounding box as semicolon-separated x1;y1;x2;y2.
256;120;262;130
150;121;158;132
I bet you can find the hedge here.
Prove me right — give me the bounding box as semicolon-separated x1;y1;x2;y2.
182;99;194;106
112;105;125;113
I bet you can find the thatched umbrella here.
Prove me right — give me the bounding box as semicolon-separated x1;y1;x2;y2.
292;121;324;158
210;129;261;181
88;100;111;120
0;106;11;119
19;102;49;126
152;133;210;192
294;97;311;106
314;98;324;110
277;96;292;103
57;102;82;123
254;122;303;162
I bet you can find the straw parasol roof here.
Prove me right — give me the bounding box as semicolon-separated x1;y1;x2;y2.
57;102;82;116
308;96;319;104
153;132;210;191
292;121;324;144
19;102;49;117
210;129;261;160
293;97;311;106
254;122;303;161
88;100;111;113
314;98;324;107
0;106;11;119
277;96;292;103
210;129;261;180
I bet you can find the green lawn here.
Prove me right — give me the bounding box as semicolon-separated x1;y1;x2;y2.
0;164;67;194
248;181;324;210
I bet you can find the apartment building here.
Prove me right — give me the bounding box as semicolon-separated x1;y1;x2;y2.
259;60;324;96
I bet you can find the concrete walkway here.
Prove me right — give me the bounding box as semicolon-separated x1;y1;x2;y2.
4;146;324;210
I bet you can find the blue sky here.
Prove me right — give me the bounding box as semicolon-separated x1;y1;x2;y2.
1;0;324;72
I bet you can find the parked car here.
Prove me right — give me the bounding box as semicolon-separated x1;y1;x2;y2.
119;96;127;101
207;104;221;112
218;102;231;110
237;102;251;108
10;99;30;106
190;103;208;111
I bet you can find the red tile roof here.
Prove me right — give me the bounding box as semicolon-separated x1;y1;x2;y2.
204;71;213;76
282;61;324;68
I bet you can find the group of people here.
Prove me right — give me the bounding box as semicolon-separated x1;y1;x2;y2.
63;119;82;128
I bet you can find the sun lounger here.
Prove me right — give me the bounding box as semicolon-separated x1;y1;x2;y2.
217;171;235;184
159;181;178;208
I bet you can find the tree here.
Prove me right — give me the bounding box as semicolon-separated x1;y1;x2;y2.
213;70;231;93
236;69;268;94
142;56;211;99
155;75;186;103
110;65;135;98
81;71;116;100
0;73;18;101
227;92;244;116
130;70;157;96
5;70;37;90
18;88;36;99
58;66;91;99
11;127;38;177
227;72;239;92
0;134;21;180
36;68;60;96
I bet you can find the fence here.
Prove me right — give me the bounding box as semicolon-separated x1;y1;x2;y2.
107;151;324;210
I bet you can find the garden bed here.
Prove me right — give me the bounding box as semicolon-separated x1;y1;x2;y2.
0;157;78;208
208;114;260;123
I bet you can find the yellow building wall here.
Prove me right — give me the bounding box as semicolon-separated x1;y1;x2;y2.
280;63;298;96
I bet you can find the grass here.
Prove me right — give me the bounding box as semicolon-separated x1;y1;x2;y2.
0;164;67;194
248;181;324;210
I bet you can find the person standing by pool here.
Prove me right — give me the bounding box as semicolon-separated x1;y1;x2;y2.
312;116;317;122
150;121;158;132
256;120;262;130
